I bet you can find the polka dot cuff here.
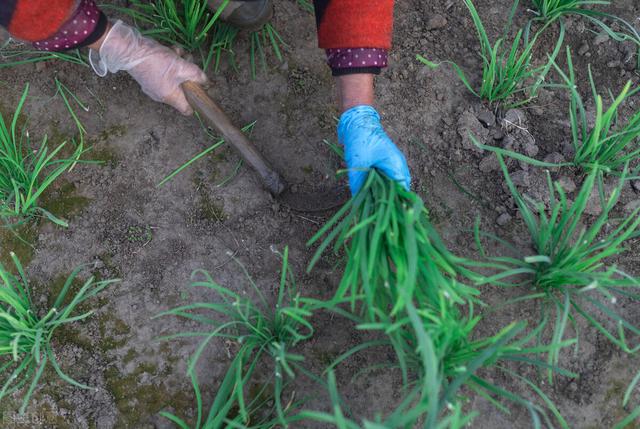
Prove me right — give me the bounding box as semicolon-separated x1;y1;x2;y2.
33;0;102;52
326;47;388;75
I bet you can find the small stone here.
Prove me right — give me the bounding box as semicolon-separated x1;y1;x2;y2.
457;109;489;152
496;213;512;226
542;152;566;172
632;180;640;192
594;33;610;45
578;42;590;56
477;110;496;128
426;14;448;31
544;152;566;165
624;200;640;213
491;128;505;141
35;61;47;72
607;60;621;68
624;58;637;71
558;176;576;193
531;106;544;116
511;170;530;188
479;154;500;173
502;109;527;132
585;180;617;215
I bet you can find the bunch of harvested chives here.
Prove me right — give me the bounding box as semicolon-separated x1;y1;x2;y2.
308;170;479;321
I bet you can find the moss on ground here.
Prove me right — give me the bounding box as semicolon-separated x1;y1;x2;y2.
198;192;227;222
89;147;120;168
104;362;195;427
41;180;91;221
123;349;139;365
98;314;132;353
86;125;127;168
54;325;94;351
96;252;123;280
89;125;127;145
0;222;40;268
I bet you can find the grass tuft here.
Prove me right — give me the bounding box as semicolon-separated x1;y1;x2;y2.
0;253;118;413
528;0;640;69
418;0;564;107
0;84;84;227
473;154;640;380
157;247;314;428
307;168;570;426
109;0;287;77
474;48;640;174
307;169;480;321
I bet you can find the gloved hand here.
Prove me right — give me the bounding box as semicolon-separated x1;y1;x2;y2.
89;20;208;115
338;105;411;196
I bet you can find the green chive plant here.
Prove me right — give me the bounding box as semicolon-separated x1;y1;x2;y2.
307;170;480;322
0;42;88;69
105;0;229;72
528;0;640;69
558;51;640;174
111;0;229;52
158;247;315;428
616;369;640;429
110;0;288;77
312;294;573;427
474;155;640;379
0;84;84;226
530;0;609;22
474;49;640;174
307;165;570;426
0;253;118;413
288;370;478;429
417;0;564;107
295;0;314;14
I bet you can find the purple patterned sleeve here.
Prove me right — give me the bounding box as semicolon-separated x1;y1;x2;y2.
33;0;107;52
326;47;388;76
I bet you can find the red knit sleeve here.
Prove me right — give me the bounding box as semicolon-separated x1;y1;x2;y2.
314;0;395;49
8;0;76;42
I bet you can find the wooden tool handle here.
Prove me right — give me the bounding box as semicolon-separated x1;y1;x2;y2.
181;81;286;196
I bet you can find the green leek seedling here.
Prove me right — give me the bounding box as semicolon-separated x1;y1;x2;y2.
528;0;640;69
530;0;609;22
0;84;84;226
108;0;287;77
158;248;314;428
475;154;640;380
615;368;640;429
418;0;564;106
0;253;118;413
474;49;640;174
314;295;574;428
307;170;480;322
0;42;88;69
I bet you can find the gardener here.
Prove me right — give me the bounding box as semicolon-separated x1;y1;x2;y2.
0;0;410;195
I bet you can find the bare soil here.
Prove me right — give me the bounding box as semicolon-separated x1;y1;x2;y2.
1;0;640;428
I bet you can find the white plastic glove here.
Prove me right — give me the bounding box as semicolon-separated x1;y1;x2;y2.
90;20;208;115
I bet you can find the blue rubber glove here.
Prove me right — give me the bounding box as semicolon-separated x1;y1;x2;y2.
338;105;411;196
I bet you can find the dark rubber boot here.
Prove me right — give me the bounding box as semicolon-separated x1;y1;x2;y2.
209;0;274;30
